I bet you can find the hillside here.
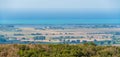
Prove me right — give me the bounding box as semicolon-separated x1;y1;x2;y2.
0;44;120;57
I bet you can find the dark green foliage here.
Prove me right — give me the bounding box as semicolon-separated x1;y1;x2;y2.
0;44;120;57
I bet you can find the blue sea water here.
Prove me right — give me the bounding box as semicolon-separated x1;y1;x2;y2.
0;19;120;24
0;9;120;24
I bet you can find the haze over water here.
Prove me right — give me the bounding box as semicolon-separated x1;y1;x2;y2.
0;0;120;24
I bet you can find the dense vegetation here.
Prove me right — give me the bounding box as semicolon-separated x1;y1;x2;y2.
0;43;120;57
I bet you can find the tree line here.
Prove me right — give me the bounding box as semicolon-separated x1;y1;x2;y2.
0;43;120;57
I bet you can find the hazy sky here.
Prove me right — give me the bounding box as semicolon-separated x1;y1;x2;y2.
0;0;120;24
0;0;120;9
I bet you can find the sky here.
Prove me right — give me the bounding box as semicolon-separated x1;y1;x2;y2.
0;0;120;24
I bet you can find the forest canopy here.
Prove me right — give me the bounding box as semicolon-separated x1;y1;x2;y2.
0;43;120;57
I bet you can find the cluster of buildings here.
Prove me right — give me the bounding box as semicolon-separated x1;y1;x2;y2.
0;24;120;45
